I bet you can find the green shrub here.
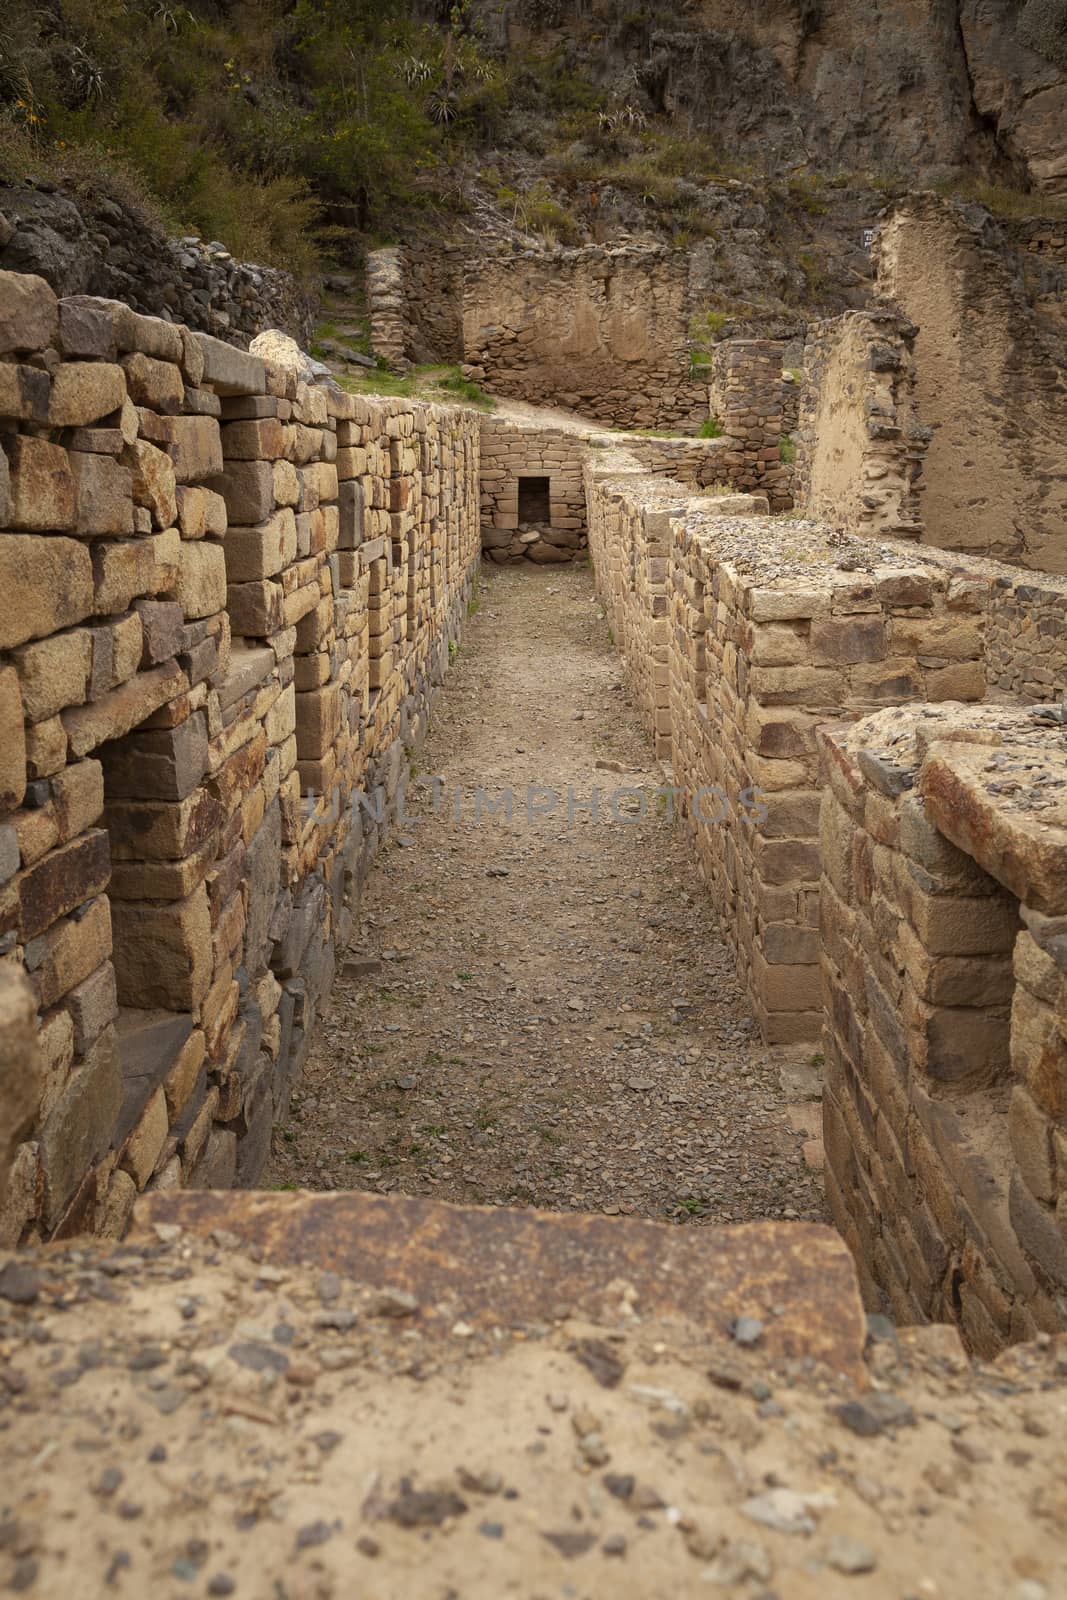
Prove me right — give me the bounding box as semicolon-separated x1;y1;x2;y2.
699;417;724;439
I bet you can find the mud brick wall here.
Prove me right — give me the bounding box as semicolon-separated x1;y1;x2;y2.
876;195;1067;573
708;341;793;512
480;416;587;565
0;269;479;1244
794;310;929;540
819;706;1067;1352
462;245;709;431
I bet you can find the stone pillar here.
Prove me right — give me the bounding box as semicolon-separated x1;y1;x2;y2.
710;340;792;510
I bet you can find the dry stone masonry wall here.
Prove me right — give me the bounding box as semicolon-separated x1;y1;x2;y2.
586;419;1067;1345
0;269;478;1244
479;416;587;565
708;341;793;512
819;705;1067;1352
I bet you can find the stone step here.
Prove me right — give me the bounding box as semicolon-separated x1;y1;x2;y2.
131;1189;868;1380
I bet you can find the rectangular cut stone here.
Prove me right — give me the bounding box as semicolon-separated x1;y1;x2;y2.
0;534;94;651
4;436;76;530
111;883;213;1009
167;416;223;483
62;660;187;758
0;666;26;812
205;461;273;525
175;540;227;620
192;334;266;396
69;450;134;537
49;363;126;428
225;509;298;581
18;829;110;942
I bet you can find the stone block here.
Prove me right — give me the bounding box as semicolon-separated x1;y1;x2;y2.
0;967;40;1210
227;578;284;637
70;450;134;536
27;893;112;1010
225;508;298;581
121;1085;169;1188
206;460;273;524
0;270;58;353
811;617;887;665
110;883;213;1010
126;438;177;529
91;530;179;614
51;759;104;840
121;352;184;413
66;961;119;1055
175;539;227;620
57;300;116;360
295;683;341;761
192;333;266;396
11;629;92;723
167;416;223;483
221;418;286;459
48;362;126;428
3;435;76;531
102;709;208;801
0;363;50;422
0;666;26;813
18;829;110;942
1009;1084;1056;1203
134;598;184;665
62;659;187;757
39;1028;121;1228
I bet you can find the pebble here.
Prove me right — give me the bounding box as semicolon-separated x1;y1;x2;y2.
826;1534;878;1575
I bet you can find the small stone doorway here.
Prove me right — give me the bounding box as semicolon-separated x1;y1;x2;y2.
518;476;551;524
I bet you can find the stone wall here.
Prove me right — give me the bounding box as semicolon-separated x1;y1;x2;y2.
588;451;1067;1047
876;195;1067;573
819;705;1067;1352
0;184;313;348
480;416;587;564
462;245;708;431
365;244;465;371
0;270;479;1244
708;341;793;512
794;310;929;540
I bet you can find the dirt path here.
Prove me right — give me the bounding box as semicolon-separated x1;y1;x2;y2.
267;563;826;1226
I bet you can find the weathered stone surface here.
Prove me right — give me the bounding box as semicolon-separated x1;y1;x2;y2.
39;1030;121;1228
121;352;184;413
167;416;223;483
0;666;26;813
18;829;110;942
174;539;227;620
102;710;208;802
62;661;187;757
0;269;58;353
48;362;126;427
3;435;76;531
126;438;177;529
192;333;266;396
11;629;92;723
110;884;213;1010
205;460;273;525
70;450;134;536
0;966;40;1209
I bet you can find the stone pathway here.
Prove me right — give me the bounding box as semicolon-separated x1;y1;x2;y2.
267;561;826;1225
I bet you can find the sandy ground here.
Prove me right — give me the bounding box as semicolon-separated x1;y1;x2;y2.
1;1231;1065;1599
267;562;826;1226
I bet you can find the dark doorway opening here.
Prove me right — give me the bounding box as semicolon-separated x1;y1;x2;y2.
518;476;551;523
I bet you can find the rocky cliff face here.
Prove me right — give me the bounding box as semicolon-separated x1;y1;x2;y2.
489;0;1067;193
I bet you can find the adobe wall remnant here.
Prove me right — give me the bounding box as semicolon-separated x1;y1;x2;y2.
820;705;1067;1352
0;269;479;1244
479;416;587;564
462;245;708;431
875;194;1067;573
0;185;313;348
794;310;929;540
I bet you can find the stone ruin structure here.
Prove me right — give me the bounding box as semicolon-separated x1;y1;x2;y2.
0;269;478;1242
3;186;1067;1379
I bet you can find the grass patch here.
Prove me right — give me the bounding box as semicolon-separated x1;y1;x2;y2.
339;363;495;409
